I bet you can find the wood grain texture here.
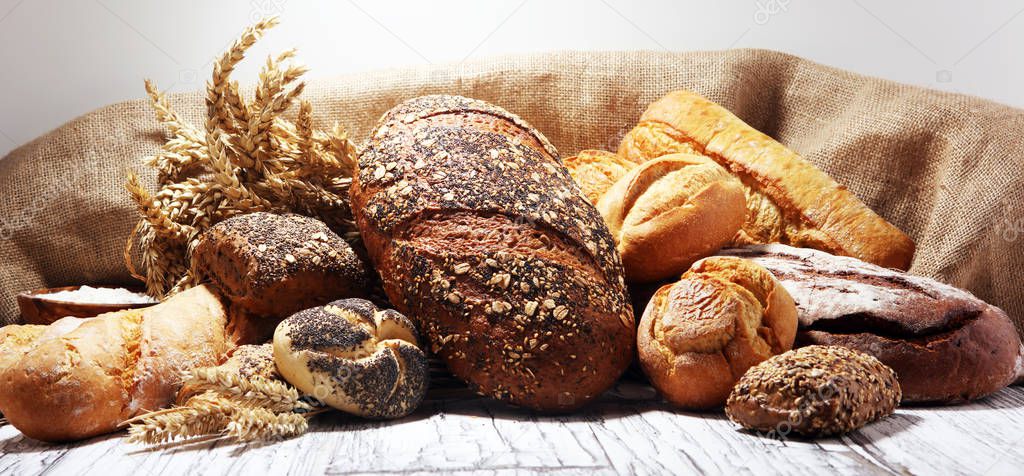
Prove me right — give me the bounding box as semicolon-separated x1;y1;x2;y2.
1;383;1022;476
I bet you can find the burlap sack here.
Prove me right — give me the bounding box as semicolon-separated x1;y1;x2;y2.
1;49;1021;332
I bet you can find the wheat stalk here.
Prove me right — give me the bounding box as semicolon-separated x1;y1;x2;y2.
225;407;309;442
126;392;234;445
127;371;323;446
184;367;311;412
126;16;360;298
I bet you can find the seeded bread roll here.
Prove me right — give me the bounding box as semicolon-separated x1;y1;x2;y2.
638;257;797;409
564;149;635;205
0;285;230;442
273;299;428;419
727;345;901;437
350;95;635;411
598;154;746;282
619;90;915;270
193;212;371;344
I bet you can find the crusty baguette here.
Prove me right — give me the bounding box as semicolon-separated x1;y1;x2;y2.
350;95;635;411
0;285;231;442
619;90;915;270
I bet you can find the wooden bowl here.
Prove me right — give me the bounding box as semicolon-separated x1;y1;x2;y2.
17;286;156;325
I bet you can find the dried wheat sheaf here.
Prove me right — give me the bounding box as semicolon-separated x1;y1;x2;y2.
125;368;322;445
125;16;360;298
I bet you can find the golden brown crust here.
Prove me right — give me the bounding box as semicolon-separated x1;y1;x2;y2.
351;95;635;411
618;90;915;270
0;324;46;374
563;149;636;205
0;285;230;442
598;154;746;282
637;257;797;410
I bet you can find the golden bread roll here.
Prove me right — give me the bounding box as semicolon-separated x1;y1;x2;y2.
564;149;636;205
274;299;428;419
0;285;231;442
598;153;746;283
638;257;797;410
618;90;915;270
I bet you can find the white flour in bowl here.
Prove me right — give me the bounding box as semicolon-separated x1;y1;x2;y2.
39;286;157;305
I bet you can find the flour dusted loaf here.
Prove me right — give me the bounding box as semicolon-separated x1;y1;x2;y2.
193;212;371;344
274;299;428;419
619;90;915;270
720;244;1020;403
638;257;797;409
0;285;231;442
350;95;635;411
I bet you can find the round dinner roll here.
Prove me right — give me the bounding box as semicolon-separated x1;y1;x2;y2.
638;257;797;410
273;299;429;419
597;154;746;283
193;212;372;344
564;149;636;205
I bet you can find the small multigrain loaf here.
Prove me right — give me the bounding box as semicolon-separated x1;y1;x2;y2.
0;285;231;442
618;90;915;270
638;257;797;410
274;299;428;419
192;212;371;344
564;149;636;205
727;345;901;437
350;95;635;411
598;154;746;282
720;244;1021;403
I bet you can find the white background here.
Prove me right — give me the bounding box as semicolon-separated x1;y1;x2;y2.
0;0;1021;158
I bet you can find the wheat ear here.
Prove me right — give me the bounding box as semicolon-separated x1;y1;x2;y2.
126;393;234;445
225;407;309;442
184;367;311;412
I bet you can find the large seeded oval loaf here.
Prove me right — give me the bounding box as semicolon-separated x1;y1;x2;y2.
350;95;636;411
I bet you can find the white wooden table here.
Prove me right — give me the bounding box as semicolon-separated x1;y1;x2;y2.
2;380;1023;476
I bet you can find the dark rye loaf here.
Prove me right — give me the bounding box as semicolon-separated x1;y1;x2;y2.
350;95;635;411
720;244;1020;403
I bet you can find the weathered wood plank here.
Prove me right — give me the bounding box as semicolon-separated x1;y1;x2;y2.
1;384;1022;476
